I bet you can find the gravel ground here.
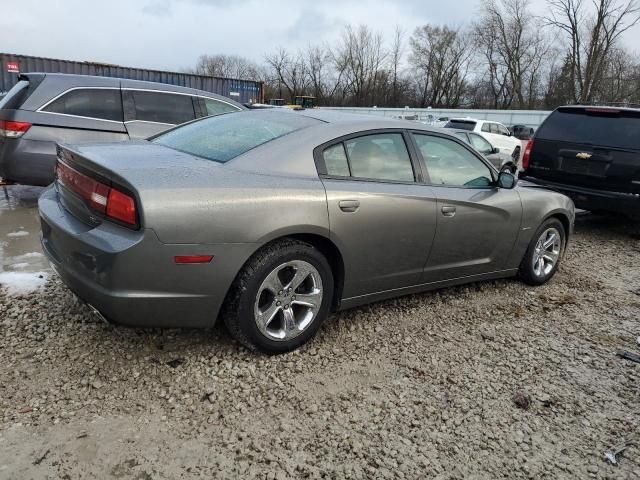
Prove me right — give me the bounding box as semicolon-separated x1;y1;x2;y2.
1;213;639;479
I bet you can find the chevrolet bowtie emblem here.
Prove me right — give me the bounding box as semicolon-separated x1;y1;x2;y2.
576;152;592;159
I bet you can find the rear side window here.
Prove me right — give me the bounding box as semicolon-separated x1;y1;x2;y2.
203;98;241;116
323;143;350;176
152;111;320;163
42;88;123;122
0;80;31;110
130;91;195;125
481;123;491;133
343;133;415;182
445;120;475;131
536;108;640;150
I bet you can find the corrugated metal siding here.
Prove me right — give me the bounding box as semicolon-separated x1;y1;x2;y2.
1;53;263;104
320;107;551;128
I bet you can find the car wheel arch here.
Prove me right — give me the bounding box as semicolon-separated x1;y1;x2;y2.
217;231;345;327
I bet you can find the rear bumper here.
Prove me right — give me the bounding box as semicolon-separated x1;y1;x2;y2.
521;176;640;216
39;186;255;328
0;137;56;186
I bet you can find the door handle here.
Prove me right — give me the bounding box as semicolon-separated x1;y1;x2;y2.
339;200;360;212
441;205;456;217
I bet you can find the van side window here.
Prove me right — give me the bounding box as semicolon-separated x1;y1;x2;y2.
42;88;123;122
130;91;195;125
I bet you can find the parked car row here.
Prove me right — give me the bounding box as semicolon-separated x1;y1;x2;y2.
0;73;244;186
443;118;523;162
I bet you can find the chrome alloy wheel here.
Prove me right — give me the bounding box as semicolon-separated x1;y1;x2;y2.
254;260;323;341
532;227;561;277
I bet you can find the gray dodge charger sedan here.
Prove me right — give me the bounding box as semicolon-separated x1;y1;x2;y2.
39;109;575;353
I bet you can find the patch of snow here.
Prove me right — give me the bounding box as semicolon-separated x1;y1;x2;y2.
0;271;48;295
7;231;29;237
8;262;30;270
11;252;43;261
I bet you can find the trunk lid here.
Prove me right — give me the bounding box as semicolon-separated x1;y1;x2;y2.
55;140;222;227
528;107;640;194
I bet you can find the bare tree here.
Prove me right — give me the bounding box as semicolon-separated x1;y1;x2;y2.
190;54;262;80
333;25;387;106
264;48;310;101
410;25;473;108
474;0;552;109
546;0;640;103
390;26;405;106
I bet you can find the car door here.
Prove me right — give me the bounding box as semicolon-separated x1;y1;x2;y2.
410;132;522;282
316;130;438;298
123;89;197;138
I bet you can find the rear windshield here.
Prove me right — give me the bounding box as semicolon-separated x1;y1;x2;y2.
444;120;476;131
152;111;321;163
537;108;640;150
0;80;31;110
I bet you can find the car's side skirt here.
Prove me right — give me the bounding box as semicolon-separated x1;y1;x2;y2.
338;269;519;311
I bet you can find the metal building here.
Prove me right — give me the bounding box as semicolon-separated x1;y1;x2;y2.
1;53;263;104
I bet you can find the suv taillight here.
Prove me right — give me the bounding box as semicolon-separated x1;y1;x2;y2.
0;120;31;138
522;138;534;169
56;161;137;226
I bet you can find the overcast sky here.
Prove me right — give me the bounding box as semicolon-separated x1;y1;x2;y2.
2;0;639;72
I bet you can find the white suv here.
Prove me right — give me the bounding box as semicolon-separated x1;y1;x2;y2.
444;118;522;161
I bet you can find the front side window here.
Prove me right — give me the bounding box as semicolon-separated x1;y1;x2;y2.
469;133;493;154
413;134;493;188
203;97;241;116
489;123;500;134
343;133;414;182
153;110;320;163
130;91;195;125
42;88;123;122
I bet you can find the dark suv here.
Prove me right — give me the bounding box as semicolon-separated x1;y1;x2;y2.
521;106;640;217
0;73;244;186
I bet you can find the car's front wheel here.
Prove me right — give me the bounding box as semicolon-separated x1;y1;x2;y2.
223;239;333;354
519;218;566;285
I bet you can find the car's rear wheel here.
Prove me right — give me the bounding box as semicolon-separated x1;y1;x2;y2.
519;218;565;286
223;239;333;354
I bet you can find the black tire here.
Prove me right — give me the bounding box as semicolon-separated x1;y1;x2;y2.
519;217;566;286
222;239;334;354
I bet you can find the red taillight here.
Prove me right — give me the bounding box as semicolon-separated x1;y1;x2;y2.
0;120;31;138
106;188;137;225
522;138;534;170
174;255;214;264
56;161;137;226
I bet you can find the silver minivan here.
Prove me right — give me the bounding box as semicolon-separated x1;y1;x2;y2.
0;73;245;186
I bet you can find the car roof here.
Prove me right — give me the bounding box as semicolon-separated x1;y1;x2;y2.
19;72;244;110
558;104;640;113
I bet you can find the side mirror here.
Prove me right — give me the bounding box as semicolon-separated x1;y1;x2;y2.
492;147;500;154
497;171;516;189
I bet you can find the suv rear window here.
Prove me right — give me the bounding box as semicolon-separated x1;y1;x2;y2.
42;88;123;122
445;120;476;131
152;111;321;163
0;80;31;110
537;108;640;150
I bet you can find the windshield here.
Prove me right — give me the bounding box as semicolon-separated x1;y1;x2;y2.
152;111;321;163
